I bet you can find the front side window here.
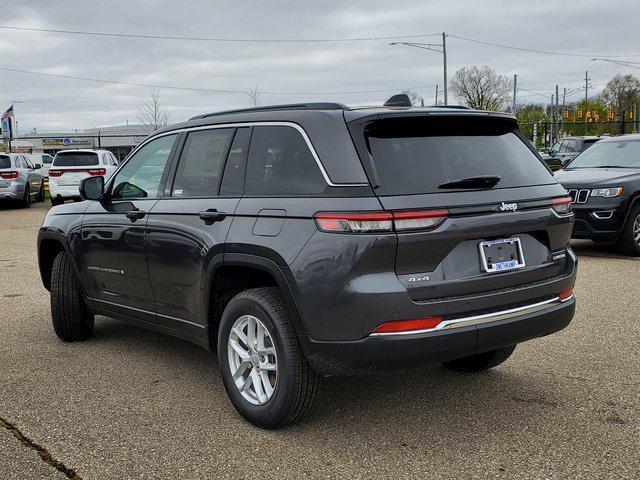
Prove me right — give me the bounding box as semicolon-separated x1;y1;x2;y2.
42;155;53;165
172;128;234;197
111;134;177;199
245;125;326;195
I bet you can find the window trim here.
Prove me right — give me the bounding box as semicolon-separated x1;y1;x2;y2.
119;121;366;188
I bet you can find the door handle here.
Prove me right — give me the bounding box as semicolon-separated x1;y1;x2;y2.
125;208;146;222
198;209;227;225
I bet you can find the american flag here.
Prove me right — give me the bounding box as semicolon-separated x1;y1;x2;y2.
1;105;14;120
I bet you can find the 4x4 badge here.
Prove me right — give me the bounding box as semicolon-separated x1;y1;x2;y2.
499;202;518;212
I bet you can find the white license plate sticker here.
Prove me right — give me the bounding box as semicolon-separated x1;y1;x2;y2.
479;237;526;273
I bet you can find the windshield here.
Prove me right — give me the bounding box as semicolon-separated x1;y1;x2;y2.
53;152;99;167
364;117;555;195
0;155;10;169
566;140;640;169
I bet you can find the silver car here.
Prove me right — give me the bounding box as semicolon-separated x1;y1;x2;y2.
0;152;45;207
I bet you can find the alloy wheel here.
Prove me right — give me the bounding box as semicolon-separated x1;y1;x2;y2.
633;214;640;246
227;314;278;406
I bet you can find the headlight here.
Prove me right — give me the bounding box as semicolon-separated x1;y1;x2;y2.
591;187;622;198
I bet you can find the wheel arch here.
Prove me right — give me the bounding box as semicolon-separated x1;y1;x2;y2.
204;252;308;350
37;231;81;292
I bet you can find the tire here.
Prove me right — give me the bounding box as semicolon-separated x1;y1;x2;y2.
617;204;640;256
20;183;31;208
51;196;61;207
217;287;319;429
36;180;46;202
50;250;94;341
443;345;517;373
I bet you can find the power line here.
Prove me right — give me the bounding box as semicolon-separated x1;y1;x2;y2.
448;34;640;58
0;66;434;95
591;58;640;70
0;25;441;43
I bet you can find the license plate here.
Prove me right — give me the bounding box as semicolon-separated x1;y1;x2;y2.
479;237;526;273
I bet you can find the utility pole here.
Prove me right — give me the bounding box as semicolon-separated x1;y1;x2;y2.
442;32;448;105
512;74;518;113
435;85;439;105
555;85;560;138
585;71;589;106
550;94;555;145
562;87;566;135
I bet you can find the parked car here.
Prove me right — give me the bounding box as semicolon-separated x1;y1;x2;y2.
48;149;118;205
555;134;640;255
0;152;45;207
38;102;577;428
33;153;55;178
540;136;600;170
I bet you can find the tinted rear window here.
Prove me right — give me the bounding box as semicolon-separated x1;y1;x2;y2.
0;156;10;169
53;152;99;167
364;117;555;195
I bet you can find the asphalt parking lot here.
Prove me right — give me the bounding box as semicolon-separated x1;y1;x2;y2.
1;201;638;479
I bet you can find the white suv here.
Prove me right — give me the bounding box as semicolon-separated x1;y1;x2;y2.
49;149;119;205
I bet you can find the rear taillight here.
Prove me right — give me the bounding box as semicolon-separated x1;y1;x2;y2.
372;316;443;334
551;197;572;215
393;209;449;231
559;288;574;302
48;170;63;177
314;212;393;233
0;171;19;180
314;209;448;233
88;169;107;176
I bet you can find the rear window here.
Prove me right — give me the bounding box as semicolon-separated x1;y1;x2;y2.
0;155;10;169
52;152;99;167
363;117;555;195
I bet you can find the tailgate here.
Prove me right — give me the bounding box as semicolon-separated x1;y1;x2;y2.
350;113;574;300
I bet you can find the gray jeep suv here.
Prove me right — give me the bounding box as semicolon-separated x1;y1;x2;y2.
37;101;577;428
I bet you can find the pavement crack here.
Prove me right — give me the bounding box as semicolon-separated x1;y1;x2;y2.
0;416;82;479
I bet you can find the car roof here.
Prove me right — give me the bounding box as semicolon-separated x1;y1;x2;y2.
155;103;515;135
595;133;640;143
55;149;103;154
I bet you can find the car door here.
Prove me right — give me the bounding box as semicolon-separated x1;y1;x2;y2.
146;126;247;333
22;156;41;193
76;133;179;322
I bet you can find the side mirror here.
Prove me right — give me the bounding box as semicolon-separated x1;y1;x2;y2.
539;148;549;154
80;176;105;201
34;163;42;169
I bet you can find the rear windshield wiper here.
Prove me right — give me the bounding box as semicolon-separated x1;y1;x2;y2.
438;175;501;190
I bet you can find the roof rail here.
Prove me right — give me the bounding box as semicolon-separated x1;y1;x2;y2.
190;103;348;120
430;105;472;110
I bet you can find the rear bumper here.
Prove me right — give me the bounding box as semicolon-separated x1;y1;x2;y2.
0;182;26;200
304;296;575;375
49;183;80;199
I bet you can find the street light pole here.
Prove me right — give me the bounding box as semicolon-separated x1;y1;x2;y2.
390;33;448;105
442;32;448;105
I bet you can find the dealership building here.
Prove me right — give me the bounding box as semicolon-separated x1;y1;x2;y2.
12;124;149;161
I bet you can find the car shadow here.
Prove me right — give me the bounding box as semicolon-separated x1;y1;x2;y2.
90;316;561;442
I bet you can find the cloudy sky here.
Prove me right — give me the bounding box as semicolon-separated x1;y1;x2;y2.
1;0;639;133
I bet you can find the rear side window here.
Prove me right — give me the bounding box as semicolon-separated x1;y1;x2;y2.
245;126;326;196
172;128;234;197
53;152;99;167
0;155;10;169
363;117;555;196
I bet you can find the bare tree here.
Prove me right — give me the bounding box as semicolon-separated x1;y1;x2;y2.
450;66;512;111
137;91;172;133
602;74;640;119
401;89;423;106
245;85;261;107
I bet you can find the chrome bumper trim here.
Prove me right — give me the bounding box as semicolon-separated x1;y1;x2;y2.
371;295;572;337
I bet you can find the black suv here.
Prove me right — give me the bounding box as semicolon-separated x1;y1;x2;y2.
541;135;600;170
555;134;640;255
38;103;577;428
